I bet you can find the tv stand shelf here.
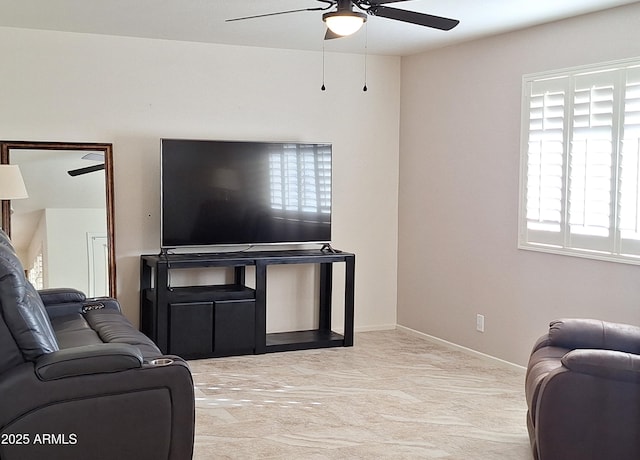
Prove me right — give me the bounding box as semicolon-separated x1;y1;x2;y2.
155;284;256;302
266;330;345;353
140;249;355;358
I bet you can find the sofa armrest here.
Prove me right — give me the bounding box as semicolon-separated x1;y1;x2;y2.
0;358;194;460
548;318;640;354
40;286;122;318
38;287;86;305
35;343;143;381
561;348;640;384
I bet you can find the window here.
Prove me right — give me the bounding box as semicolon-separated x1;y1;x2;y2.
519;57;640;264
28;252;44;290
269;143;331;214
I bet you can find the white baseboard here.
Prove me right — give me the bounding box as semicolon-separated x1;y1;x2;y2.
395;325;526;371
355;324;397;333
328;324;396;335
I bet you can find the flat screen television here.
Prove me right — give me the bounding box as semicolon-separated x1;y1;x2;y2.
161;139;332;249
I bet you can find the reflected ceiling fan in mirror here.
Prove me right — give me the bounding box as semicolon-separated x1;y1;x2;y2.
226;0;460;39
67;152;105;177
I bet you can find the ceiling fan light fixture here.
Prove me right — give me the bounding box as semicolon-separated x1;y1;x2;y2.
323;10;367;37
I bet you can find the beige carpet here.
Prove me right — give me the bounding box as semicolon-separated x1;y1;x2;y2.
190;329;533;459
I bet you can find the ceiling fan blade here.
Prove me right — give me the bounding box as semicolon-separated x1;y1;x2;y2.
226;7;327;22
364;0;410;4
81;152;104;161
369;6;459;31
68;164;105;177
324;28;342;40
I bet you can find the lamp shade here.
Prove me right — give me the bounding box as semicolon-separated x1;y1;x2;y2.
0;165;28;199
323;10;367;36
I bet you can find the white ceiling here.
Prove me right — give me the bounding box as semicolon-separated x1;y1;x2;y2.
0;0;637;56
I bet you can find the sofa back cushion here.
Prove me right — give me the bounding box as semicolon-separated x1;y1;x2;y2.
0;230;59;361
549;318;640;354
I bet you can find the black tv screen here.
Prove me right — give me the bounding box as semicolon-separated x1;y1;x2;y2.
161;139;332;248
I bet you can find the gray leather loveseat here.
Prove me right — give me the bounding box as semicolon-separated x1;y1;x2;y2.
526;318;640;460
0;230;194;460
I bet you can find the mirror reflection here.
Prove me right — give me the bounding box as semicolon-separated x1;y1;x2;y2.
1;142;115;297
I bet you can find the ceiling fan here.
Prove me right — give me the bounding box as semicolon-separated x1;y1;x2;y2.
227;0;460;39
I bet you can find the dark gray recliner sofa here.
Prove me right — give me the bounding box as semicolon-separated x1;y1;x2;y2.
526;318;640;460
0;230;194;460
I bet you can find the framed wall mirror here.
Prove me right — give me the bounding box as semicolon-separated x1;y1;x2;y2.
1;141;116;297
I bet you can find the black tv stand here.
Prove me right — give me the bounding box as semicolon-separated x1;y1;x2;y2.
140;249;355;359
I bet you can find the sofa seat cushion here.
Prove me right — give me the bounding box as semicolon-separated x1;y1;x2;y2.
84;309;162;359
51;314;104;349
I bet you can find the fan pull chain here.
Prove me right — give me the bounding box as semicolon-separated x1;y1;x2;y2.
321;41;326;91
363;22;368;92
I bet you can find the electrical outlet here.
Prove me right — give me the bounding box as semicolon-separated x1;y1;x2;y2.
476;314;485;333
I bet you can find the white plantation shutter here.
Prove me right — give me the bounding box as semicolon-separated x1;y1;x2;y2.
524;78;567;246
619;66;640;255
519;59;640;264
568;71;615;250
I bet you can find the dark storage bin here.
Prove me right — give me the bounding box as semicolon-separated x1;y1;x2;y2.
214;300;256;356
169;302;214;357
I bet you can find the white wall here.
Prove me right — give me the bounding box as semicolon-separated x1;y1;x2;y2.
398;3;640;366
0;27;400;333
43;208;107;293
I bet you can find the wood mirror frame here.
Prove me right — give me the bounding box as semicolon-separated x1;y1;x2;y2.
1;141;116;297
